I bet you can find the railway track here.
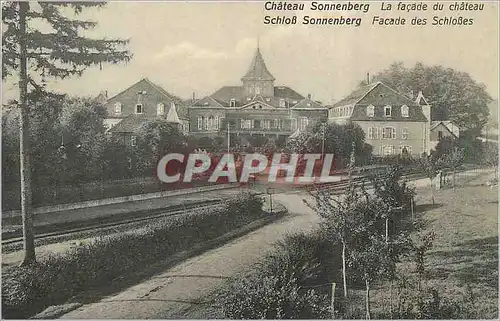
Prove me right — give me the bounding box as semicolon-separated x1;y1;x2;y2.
2;199;224;246
2;166;479;248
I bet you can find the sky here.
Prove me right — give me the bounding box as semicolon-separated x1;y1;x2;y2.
2;1;499;105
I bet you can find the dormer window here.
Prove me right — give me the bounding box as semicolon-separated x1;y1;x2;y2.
157;103;165;115
384;105;392;117
401;104;409;117
279;99;286;108
230;99;236;107
135;104;143;114
367;104;375;117
114;102;122;114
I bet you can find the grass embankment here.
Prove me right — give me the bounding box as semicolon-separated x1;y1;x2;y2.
210;171;498;319
1;192;267;319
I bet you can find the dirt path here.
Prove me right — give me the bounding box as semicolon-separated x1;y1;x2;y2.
58;192;320;319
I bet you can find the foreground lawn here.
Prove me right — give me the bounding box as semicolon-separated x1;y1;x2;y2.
365;180;498;319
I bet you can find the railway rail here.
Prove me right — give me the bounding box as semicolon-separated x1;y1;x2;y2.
2;165;479;248
2;199;224;246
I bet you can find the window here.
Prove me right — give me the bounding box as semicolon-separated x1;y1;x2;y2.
279;99;286;108
367;104;375;117
382;127;396;139
402;128;409;140
241;119;252;129
130;135;137;147
368;127;373;139
373;127;379;139
203;116;208;130
401;105;409;117
197;116;203;130
382;145;395;156
114;102;122;114
208;116;214;130
263;119;271;129
255;86;260;95
135;104;143;114
384;105;392;117
157;103;165;115
400;145;412;155
438;131;443;140
230;99;236;107
298;117;308;131
291;118;297;130
215;116;219;130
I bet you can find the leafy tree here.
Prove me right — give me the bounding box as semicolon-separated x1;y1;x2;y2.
363;62;492;136
349;234;393;320
442;147;465;190
2;1;131;265
416;153;443;205
305;184;369;299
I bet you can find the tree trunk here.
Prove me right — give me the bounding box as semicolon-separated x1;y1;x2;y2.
452;168;456;190
430;178;435;205
365;278;371;320
342;241;348;298
18;1;36;266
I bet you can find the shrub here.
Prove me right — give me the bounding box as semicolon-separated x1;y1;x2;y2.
2;192;264;319
216;232;342;319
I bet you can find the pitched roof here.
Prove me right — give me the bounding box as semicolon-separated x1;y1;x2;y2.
330;82;379;108
291;98;327;110
108;114;156;133
331;82;428;122
241;47;275;82
209;85;305;108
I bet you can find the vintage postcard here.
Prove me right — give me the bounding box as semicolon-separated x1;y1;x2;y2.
1;0;498;319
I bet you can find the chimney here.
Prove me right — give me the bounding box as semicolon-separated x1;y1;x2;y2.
366;72;370;84
307;94;312;100
192;92;196;103
105;90;108;98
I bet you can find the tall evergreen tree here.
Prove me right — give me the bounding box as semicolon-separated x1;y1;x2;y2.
2;1;132;266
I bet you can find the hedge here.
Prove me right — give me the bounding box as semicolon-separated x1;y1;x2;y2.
2;192;263;319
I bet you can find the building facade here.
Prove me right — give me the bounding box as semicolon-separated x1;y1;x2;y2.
103;78;189;146
188;46;328;146
328;82;432;156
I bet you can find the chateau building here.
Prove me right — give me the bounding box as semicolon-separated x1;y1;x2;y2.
328;82;432;156
102;78;189;146
188;46;328;146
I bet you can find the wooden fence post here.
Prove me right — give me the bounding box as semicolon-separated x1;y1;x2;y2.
331;282;336;319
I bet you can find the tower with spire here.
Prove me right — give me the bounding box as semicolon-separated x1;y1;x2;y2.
241;45;275;97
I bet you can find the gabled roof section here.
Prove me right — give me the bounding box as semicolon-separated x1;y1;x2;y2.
106;78;182;104
291;98;326;110
430;121;457;138
330;82;379;108
240;99;277;110
241;47;275;82
108;114;156;133
190;96;225;108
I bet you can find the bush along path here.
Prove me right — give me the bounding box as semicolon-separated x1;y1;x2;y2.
213;165;493;319
1;192;267;319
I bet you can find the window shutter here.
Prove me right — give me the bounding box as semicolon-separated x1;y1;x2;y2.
391;128;396;139
368;127;373;139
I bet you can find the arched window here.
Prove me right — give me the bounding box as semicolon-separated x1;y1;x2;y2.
157;103;165;115
114;102;122;114
366;104;375;117
208;116;215;130
401;105;409;117
384;105;392;117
